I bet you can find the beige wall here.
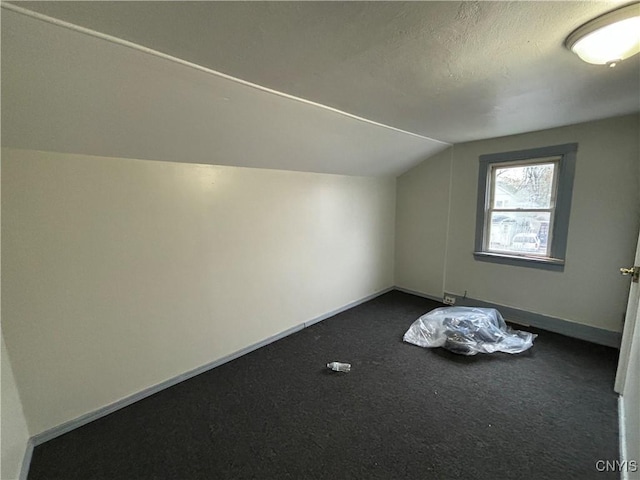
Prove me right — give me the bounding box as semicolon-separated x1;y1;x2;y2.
396;114;640;332
395;147;452;295
1;334;30;480
1;149;396;435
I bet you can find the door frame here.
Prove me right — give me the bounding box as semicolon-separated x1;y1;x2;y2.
615;230;640;394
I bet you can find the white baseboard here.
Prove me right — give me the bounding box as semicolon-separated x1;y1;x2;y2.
28;287;394;450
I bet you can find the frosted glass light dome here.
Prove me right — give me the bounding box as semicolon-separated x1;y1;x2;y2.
566;3;640;66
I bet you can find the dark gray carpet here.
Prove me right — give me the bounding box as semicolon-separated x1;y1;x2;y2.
28;291;620;480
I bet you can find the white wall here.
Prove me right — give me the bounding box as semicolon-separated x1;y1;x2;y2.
396;114;640;332
1;148;396;435
1;334;30;480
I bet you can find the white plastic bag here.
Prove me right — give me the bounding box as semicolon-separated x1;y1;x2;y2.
403;307;536;356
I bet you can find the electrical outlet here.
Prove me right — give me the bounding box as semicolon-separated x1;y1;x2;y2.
443;295;456;305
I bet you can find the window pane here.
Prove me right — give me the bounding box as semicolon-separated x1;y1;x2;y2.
488;211;551;255
493;163;555;209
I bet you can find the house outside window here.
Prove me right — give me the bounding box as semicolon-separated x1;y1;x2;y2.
474;143;577;270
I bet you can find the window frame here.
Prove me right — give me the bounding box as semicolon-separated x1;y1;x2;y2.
484;157;559;258
474;143;577;271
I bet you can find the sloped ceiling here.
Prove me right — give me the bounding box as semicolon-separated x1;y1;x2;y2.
2;1;639;176
2;9;447;176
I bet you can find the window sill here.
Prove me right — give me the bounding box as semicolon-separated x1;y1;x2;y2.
473;251;565;271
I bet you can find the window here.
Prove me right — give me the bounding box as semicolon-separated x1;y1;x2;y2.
474;143;577;270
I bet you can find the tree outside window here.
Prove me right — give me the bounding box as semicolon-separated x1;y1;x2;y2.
474;144;577;270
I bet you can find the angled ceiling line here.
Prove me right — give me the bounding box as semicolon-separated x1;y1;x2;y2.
1;2;451;147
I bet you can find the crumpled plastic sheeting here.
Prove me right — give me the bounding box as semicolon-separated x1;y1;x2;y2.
403;306;536;356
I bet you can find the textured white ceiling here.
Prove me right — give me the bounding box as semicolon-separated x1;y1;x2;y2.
2;1;639;176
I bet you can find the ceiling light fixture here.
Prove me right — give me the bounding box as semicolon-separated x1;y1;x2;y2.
565;2;640;67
